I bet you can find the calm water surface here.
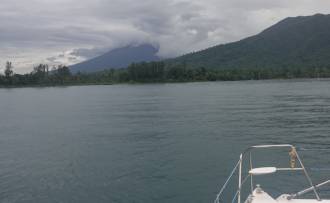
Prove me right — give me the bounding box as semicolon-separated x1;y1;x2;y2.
0;79;330;202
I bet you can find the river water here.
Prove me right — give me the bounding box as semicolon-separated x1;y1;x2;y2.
0;79;329;202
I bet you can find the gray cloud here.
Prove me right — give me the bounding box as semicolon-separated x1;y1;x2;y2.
0;0;330;73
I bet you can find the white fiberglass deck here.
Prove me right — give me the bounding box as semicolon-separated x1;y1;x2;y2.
248;188;330;203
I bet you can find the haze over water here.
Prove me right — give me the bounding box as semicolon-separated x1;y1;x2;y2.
0;79;330;202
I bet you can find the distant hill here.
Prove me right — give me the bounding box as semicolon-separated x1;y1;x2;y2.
169;14;330;70
70;44;160;73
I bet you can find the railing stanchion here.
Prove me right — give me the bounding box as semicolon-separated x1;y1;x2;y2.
238;154;243;203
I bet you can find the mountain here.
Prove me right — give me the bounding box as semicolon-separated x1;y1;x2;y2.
70;44;160;73
169;14;330;70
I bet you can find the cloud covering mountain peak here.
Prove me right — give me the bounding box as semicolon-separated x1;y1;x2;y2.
1;0;330;73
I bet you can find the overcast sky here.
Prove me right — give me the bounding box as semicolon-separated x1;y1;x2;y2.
1;0;330;73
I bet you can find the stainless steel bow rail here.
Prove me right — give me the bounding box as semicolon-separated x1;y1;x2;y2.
214;144;330;203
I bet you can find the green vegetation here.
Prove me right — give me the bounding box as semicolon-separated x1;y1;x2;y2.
168;14;330;70
0;63;72;87
2;61;330;87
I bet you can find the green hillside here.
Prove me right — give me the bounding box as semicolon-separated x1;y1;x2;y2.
169;14;330;70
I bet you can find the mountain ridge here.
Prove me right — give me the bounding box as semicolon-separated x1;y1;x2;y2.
168;13;330;70
70;44;160;73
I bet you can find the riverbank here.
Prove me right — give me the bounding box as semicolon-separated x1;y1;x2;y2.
1;76;330;89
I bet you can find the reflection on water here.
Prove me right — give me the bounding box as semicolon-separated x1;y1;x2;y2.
0;79;329;202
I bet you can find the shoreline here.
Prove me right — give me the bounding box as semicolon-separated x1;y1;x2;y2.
1;77;329;89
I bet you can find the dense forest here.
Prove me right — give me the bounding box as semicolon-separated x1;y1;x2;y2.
2;60;330;87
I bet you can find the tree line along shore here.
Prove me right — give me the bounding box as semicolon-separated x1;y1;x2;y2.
2;61;330;87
